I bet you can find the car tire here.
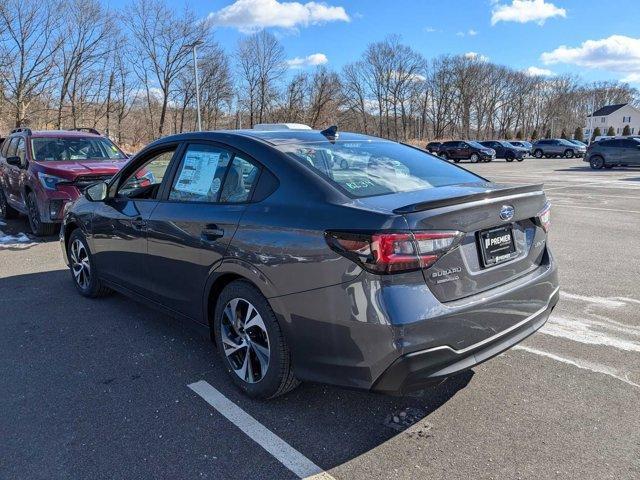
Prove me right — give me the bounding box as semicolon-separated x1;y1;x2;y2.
214;280;299;399
506;157;514;162
26;191;57;236
0;188;19;219
67;229;112;298
564;150;575;159
589;156;605;170
533;149;543;158
453;158;460;163
470;153;479;163
516;157;524;162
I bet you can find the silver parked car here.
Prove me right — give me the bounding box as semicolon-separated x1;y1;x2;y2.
531;139;587;159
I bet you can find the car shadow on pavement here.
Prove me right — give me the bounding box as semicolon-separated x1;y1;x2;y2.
1;268;474;479
236;371;475;473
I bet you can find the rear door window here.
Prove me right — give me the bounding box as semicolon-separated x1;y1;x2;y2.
220;156;260;203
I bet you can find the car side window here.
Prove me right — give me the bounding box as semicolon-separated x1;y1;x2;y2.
168;144;231;203
118;148;176;200
6;137;19;157
16;138;26;163
220;156;260;203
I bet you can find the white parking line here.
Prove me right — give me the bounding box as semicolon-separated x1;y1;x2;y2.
552;204;640;214
188;380;335;480
513;345;639;389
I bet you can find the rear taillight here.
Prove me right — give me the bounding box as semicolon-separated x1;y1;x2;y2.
326;230;464;274
537;203;551;232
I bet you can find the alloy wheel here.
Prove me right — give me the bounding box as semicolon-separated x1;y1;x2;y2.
70;239;91;289
27;195;40;232
470;153;479;163
220;298;270;383
0;190;6;218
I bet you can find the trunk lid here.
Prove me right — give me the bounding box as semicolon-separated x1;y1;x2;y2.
350;182;549;302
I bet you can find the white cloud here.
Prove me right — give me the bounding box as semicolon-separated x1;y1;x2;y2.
286;53;328;69
491;0;566;26
525;66;556;76
456;29;479;37
542;35;640;72
464;52;489;62
424;26;437;33
622;73;640;84
209;0;350;32
468;29;478;36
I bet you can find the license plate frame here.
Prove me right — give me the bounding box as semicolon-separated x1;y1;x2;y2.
478;225;516;268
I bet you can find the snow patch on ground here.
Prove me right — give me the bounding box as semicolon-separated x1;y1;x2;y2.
0;230;33;246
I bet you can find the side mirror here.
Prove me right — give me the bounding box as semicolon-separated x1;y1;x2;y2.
6;156;22;167
85;181;108;202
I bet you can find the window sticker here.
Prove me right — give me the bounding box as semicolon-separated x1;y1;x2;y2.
174;151;221;195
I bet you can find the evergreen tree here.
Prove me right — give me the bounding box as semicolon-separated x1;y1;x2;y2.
623;125;631;136
574;127;584;142
606;126;616;136
591;127;601;141
560;129;567;139
515;130;523;140
531;129;539;141
545;128;552;139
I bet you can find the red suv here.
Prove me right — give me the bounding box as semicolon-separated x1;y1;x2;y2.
0;128;129;235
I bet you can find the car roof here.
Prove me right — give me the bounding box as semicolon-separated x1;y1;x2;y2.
148;129;385;148
29;130;102;138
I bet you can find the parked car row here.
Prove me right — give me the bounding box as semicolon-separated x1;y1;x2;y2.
426;140;528;163
426;138;593;162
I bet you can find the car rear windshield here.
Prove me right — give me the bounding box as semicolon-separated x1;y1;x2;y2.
276;140;482;198
31;137;125;161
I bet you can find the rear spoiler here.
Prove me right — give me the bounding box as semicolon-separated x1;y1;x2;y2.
393;183;544;214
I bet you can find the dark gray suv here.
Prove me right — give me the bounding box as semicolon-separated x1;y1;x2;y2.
60;128;558;398
532;139;586;158
585;137;640;169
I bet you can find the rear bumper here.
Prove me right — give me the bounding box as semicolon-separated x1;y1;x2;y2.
371;286;558;395
272;249;559;394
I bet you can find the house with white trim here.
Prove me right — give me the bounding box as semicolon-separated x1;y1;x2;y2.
585;103;640;139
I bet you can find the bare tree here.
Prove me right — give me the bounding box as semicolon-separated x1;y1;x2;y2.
236;31;285;127
55;0;113;128
0;0;63;126
124;0;210;136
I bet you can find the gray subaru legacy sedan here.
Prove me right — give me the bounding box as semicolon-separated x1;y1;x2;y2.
60;126;558;398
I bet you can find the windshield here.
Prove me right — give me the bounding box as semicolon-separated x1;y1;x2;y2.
31;137;125;161
276;140;482;198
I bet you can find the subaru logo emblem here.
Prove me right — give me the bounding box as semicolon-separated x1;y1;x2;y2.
499;205;515;221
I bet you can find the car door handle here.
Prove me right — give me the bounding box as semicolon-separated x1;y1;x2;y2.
201;226;224;242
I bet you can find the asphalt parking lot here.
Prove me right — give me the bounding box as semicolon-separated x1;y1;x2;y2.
1;157;639;480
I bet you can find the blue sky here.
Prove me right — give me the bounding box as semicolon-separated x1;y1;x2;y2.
108;0;640;85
